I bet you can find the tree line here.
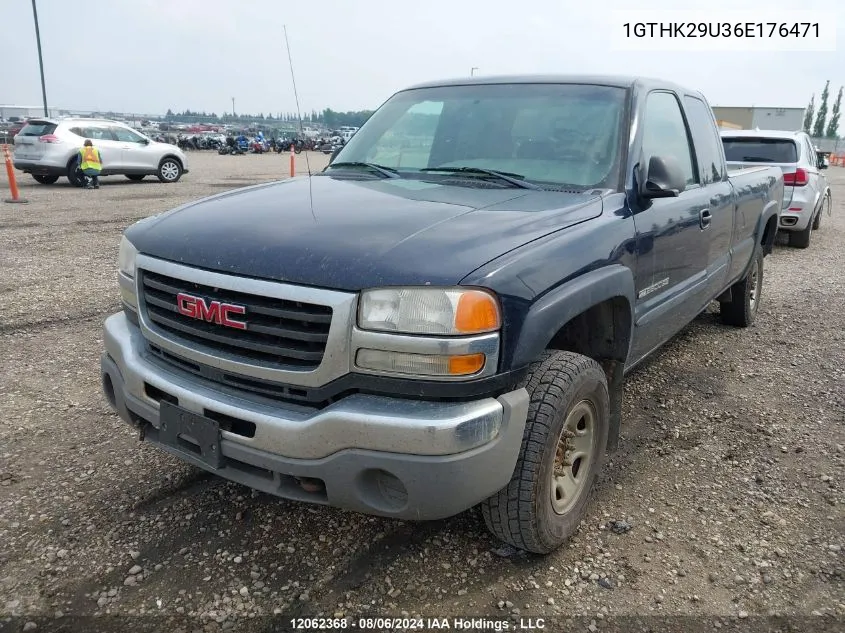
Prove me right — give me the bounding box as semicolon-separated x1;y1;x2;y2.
802;80;843;138
161;108;374;128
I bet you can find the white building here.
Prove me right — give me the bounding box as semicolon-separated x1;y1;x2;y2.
0;104;62;120
711;106;806;132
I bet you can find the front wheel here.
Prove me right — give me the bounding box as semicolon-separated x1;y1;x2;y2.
33;174;59;185
157;158;183;183
480;351;609;554
720;245;763;327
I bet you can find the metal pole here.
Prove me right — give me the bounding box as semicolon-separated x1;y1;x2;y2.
31;0;48;116
232;97;235;117
471;67;479;76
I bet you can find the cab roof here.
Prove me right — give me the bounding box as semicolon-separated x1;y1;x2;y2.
402;74;702;98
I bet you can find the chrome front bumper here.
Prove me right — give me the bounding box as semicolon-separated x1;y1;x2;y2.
100;312;529;520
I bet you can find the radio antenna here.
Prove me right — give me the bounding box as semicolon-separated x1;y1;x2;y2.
283;25;311;177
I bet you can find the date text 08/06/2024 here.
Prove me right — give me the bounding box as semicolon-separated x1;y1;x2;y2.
623;22;820;38
290;617;546;631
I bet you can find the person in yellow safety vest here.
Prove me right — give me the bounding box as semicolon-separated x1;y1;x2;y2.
78;139;103;189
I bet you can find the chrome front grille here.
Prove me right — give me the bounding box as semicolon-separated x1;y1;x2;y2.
140;269;331;369
134;255;357;389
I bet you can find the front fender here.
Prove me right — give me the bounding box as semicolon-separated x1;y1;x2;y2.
511;265;636;369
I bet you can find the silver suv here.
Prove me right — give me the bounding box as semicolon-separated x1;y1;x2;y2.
13;118;189;187
721;129;831;249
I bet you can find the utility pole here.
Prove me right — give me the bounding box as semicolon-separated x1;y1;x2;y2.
471;67;479;76
232;97;236;118
31;0;48;116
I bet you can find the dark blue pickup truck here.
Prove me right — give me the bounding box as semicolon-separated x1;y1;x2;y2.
101;75;783;553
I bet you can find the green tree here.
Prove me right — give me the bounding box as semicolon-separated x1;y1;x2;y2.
802;95;815;132
826;86;842;138
812;80;830;137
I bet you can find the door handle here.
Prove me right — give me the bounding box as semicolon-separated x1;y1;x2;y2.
699;208;712;229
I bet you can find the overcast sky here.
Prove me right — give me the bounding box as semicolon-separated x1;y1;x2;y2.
3;0;842;119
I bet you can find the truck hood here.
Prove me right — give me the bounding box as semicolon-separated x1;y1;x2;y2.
126;174;604;291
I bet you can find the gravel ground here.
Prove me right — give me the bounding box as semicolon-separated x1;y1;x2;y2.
0;152;843;633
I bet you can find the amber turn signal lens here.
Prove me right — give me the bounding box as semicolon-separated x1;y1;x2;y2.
448;353;486;375
454;291;501;334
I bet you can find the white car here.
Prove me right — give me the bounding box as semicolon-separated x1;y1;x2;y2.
721;129;831;249
13;117;189;187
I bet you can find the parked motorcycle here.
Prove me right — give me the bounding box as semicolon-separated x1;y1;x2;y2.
274;139;303;154
219;136;246;155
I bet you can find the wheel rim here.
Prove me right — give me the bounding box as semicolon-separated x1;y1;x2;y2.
748;258;760;313
161;161;180;180
551;399;596;515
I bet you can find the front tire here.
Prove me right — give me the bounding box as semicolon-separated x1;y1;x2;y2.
33;174;59;185
480;351;609;554
157;158;183;183
720;245;763;327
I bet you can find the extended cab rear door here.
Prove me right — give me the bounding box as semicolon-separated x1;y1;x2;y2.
682;95;734;298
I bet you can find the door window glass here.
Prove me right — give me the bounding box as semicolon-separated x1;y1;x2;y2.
641;92;697;186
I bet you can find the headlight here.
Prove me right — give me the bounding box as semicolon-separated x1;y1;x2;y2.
118;235;138;278
358;287;501;335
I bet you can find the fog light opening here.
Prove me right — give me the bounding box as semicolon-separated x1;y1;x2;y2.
357;469;409;513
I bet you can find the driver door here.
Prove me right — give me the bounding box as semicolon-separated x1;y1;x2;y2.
111;126;152;172
628;90;711;363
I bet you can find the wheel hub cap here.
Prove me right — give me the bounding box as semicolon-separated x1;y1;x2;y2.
162;163;179;180
551;400;596;515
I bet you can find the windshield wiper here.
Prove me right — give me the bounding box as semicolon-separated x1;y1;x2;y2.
418;166;541;189
327;162;399;178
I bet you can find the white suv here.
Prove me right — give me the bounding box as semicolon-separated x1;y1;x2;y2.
13;117;189;187
721;129;831;249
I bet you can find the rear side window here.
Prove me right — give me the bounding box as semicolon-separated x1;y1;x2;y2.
19;122;57;137
80;127;116;141
722;138;797;163
683;96;725;184
803;137;816;165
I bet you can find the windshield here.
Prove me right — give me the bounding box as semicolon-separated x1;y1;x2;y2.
330;83;627;189
722;137;797;163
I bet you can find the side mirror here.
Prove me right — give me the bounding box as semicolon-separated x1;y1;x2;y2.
641;155;686;199
818;158;828;170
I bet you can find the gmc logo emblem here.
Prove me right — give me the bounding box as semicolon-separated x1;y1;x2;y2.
176;292;247;330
